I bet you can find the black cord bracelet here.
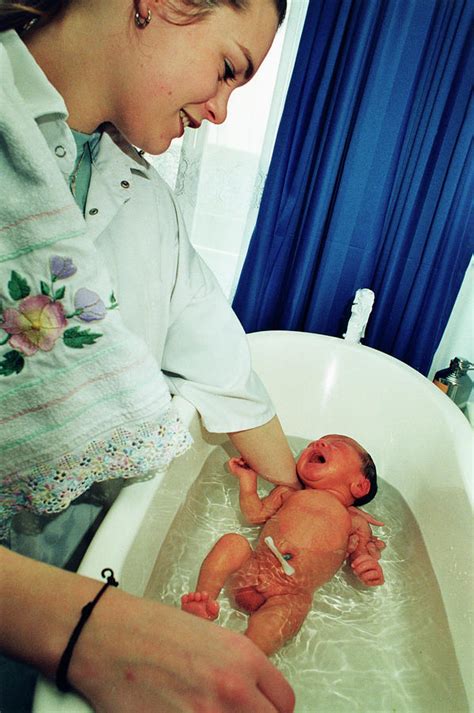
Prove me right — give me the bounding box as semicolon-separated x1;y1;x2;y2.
56;568;119;693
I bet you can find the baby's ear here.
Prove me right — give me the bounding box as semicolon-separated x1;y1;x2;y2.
350;476;370;499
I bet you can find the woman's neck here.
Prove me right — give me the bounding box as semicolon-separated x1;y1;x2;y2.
23;10;110;133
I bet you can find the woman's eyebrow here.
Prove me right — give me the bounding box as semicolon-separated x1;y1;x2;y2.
237;43;255;80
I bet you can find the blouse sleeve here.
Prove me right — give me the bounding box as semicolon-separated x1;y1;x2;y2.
161;199;275;434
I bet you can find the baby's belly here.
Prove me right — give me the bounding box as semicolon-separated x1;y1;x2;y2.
227;543;342;611
228;551;292;595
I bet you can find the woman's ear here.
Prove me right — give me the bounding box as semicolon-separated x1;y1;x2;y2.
350;476;370;499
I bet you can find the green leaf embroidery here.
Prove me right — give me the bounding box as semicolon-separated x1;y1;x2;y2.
108;292;119;310
8;271;31;301
54;286;66;300
40;281;51;296
0;350;25;376
63;326;102;349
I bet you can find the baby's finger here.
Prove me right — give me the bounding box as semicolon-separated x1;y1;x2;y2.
351;553;374;569
227;457;248;475
352;557;381;576
364;569;385;585
346;533;359;555
366;542;382;560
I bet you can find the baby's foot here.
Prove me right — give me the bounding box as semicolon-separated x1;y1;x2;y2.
181;591;220;620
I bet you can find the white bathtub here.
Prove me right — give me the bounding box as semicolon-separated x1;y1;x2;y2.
34;331;473;712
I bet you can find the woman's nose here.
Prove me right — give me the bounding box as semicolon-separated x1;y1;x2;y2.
203;87;230;125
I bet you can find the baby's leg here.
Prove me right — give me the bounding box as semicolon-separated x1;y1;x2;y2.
245;593;312;656
181;533;252;620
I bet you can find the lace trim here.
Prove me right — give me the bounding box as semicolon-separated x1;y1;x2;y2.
0;407;192;543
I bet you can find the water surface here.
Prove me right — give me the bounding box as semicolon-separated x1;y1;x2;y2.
146;439;468;713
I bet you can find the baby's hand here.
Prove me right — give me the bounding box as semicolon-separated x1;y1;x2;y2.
351;553;384;586
346;534;385;559
227;457;257;479
366;536;385;560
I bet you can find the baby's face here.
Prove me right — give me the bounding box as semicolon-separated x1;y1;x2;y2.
297;435;365;490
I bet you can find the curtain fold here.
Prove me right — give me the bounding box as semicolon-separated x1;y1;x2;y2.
233;0;473;374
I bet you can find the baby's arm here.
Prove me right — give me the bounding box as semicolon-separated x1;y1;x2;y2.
228;458;294;524
346;509;386;587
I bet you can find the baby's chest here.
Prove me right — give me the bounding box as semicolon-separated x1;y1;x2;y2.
275;498;351;551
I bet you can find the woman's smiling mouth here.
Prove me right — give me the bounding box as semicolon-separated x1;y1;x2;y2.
179;109;200;130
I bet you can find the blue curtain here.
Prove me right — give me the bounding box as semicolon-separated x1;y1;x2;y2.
233;0;473;374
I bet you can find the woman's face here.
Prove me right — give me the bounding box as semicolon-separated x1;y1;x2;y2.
110;0;279;153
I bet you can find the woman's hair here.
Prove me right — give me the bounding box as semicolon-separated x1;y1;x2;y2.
353;451;378;507
0;1;67;32
0;0;287;33
174;0;287;26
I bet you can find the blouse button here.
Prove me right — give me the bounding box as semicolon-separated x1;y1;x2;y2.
120;180;130;189
88;208;99;216
55;145;66;158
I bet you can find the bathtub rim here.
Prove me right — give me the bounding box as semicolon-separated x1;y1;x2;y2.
248;330;474;505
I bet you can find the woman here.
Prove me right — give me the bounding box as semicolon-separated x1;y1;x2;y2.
0;1;297;711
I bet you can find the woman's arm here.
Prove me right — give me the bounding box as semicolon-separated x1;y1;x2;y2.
228;415;299;488
0;546;295;712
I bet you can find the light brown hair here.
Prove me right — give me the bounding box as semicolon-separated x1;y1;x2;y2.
0;0;287;33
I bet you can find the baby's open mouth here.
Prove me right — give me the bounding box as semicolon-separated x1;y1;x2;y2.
309;453;326;464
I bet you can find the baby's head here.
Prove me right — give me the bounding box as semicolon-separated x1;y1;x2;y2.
296;435;377;506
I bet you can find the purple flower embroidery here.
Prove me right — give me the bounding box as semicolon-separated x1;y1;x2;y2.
50;256;77;280
74;288;106;321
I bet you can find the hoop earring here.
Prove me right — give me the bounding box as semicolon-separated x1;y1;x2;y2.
135;8;152;28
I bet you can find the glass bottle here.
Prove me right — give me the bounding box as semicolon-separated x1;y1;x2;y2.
433;357;474;410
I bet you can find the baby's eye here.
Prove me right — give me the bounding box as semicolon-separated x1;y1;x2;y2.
283;553;293;561
222;59;236;83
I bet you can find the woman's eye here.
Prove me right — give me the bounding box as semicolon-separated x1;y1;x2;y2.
283;553;293;561
223;59;236;83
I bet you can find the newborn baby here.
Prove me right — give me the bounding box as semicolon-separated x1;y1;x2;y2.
181;434;385;655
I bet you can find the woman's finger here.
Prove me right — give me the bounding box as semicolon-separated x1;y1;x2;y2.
257;664;295;713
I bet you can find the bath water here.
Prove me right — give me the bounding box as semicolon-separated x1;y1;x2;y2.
146;439;469;713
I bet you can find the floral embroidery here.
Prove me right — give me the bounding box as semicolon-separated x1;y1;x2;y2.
0;408;193;543
1;295;67;356
74;287;107;321
0;257;118;376
50;256;77;280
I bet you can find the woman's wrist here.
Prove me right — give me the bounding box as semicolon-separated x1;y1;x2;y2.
56;569;119;692
228;416;298;487
0;547;112;680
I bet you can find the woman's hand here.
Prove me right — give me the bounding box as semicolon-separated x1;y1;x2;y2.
228;416;299;488
0;548;295;713
69;587;295;713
